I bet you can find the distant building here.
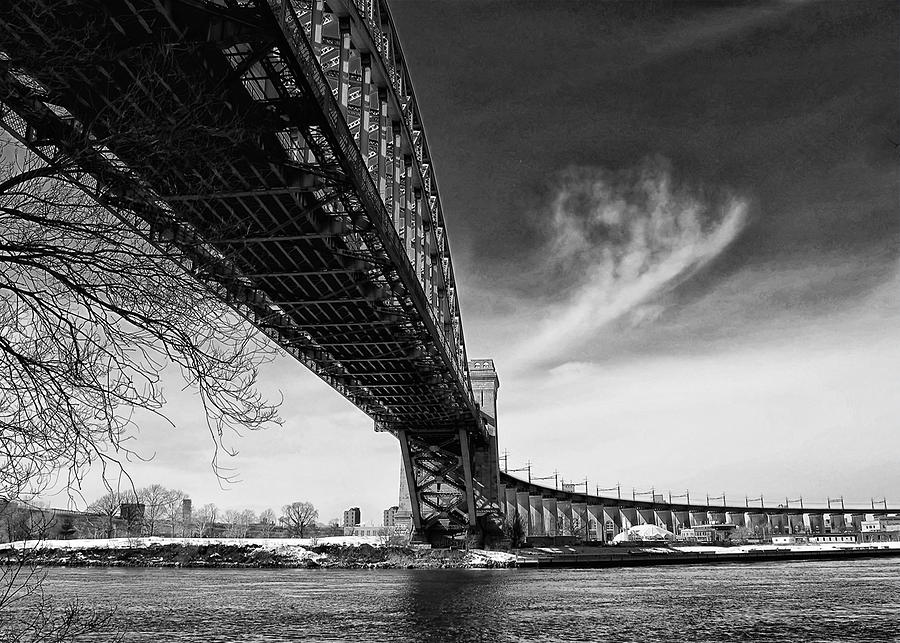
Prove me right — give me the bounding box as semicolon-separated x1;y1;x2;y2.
181;499;192;537
344;523;409;538
383;505;399;526
679;524;736;544
772;535;806;545
860;517;900;543
343;507;361;527
808;534;857;544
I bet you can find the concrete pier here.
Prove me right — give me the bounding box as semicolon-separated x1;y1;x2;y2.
529;495;545;536
543;498;558;536
516;491;531;535
559;501;573;536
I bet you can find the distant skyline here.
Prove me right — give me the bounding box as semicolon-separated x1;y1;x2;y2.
60;1;898;523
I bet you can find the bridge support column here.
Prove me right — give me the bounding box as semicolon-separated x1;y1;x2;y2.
655;510;675;531
828;513;847;532
604;507;622;538
529;495;545;536
726;512;746;527
804;513;824;534
767;513;787;534
558;501;573;536
637;508;655;526
673;511;692;534
543;498;558;536
747;513;769;537
457;427;477;528
572;502;589;541
397;432;423;534
516;492;531;536
848;514;866;532
504;487;517;523
620;508;638;530
587;504;604;541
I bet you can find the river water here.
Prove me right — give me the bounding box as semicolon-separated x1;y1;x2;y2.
25;559;900;641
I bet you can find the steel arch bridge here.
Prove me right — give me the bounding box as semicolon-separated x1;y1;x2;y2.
0;0;499;539
0;0;890;543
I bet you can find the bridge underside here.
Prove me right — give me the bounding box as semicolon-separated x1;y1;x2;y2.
0;0;498;538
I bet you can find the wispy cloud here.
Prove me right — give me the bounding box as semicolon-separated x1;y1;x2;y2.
524;157;748;365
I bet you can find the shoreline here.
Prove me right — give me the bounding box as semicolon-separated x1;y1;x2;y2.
0;537;517;569
3;538;899;570
515;543;900;568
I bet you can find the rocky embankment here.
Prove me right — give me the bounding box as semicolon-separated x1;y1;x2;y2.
0;538;518;569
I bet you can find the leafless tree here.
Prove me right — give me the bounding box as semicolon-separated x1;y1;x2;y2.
326;519;343;537
160;490;187;538
0;8;283;507
0;7;286;639
258;508;277;537
280;502;319;538
222;509;256;538
193;503;218;538
86;491;125;539
134;485;169;537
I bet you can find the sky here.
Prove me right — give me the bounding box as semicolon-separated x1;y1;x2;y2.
61;0;899;522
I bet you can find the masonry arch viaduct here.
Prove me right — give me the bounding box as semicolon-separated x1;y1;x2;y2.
0;0;889;543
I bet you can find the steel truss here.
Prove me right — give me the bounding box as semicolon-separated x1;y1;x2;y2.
0;0;501;538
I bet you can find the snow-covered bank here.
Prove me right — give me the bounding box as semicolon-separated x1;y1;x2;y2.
0;537;519;569
0;535;385;551
674;541;900;555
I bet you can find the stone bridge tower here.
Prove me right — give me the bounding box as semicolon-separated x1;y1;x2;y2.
469;359;501;510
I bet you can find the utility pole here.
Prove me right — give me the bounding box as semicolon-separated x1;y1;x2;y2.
509;461;532;484
532;470;558;490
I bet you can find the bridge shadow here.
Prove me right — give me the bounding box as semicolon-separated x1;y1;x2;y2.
394;568;516;642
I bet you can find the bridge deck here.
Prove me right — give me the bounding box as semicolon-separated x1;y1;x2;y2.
501;474;891;516
0;0;482;437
